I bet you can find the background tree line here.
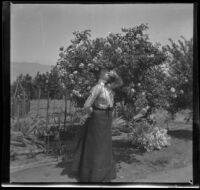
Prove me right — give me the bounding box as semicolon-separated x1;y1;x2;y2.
11;66;63;100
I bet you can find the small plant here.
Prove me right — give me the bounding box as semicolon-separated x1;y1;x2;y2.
70;108;90;125
112;116;127;129
112;116;128;136
128;119;171;152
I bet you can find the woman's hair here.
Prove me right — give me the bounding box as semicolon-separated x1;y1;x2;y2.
99;68;108;76
106;75;115;84
98;68;108;79
99;68;116;83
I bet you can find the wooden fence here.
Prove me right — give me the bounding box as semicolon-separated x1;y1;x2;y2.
11;98;30;118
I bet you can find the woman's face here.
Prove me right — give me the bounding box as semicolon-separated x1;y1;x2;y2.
101;71;110;81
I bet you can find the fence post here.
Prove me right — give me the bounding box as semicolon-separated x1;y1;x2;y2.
46;91;50;154
23;96;26;117
17;100;20;130
20;100;22;118
36;87;41;117
27;99;30;114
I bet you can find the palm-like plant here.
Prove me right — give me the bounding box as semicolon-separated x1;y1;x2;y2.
112;116;127;129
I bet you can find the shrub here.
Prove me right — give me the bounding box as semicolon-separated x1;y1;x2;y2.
112;116;128;135
112;116;127;129
127;119;171;152
163;37;193;117
57;24;168;113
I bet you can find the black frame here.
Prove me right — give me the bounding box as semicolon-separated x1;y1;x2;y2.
2;1;199;187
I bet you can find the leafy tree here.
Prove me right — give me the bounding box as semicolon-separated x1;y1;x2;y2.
11;74;34;99
33;72;48;99
57;24;167;116
163;37;193;117
48;66;63;99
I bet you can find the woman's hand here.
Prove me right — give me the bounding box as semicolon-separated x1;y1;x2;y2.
80;114;89;125
109;70;118;78
108;70;123;90
85;106;93;115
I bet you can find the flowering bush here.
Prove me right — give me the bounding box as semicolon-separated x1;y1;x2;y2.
55;25;192;152
56;24;168;111
162;37;193;117
127;119;171;152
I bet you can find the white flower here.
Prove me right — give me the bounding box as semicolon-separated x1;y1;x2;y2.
98;50;104;55
180;89;184;94
92;57;98;63
150;114;155;120
79;63;84;69
69;74;73;79
137;83;141;87
170;87;176;93
115;47;122;54
73;70;78;74
148;54;154;58
136;34;140;38
185;79;188;83
131;88;135;93
142;108;147;113
88;63;94;69
104;42;111;48
142;92;146;96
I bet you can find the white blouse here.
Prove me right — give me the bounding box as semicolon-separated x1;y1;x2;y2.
84;82;114;109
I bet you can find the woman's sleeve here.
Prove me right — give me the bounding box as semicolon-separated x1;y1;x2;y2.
109;74;123;90
84;84;102;108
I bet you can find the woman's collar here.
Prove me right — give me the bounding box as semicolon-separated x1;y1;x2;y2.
98;80;106;86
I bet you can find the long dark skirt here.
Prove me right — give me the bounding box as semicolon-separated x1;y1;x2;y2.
71;110;116;182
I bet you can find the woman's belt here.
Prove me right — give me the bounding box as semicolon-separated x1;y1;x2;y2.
93;105;113;111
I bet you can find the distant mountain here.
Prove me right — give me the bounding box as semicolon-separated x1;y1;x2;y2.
10;62;53;83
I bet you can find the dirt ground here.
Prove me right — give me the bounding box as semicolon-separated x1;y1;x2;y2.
10;119;193;184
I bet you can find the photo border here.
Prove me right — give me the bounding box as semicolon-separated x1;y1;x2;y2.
2;1;199;188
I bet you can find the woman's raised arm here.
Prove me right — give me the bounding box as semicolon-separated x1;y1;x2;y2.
108;70;123;90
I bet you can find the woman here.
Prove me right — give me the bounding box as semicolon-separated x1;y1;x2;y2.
71;68;123;182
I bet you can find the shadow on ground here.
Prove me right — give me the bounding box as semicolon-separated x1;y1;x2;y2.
56;161;78;180
167;129;193;141
112;138;144;164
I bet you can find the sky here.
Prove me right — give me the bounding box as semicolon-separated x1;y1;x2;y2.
11;3;193;66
